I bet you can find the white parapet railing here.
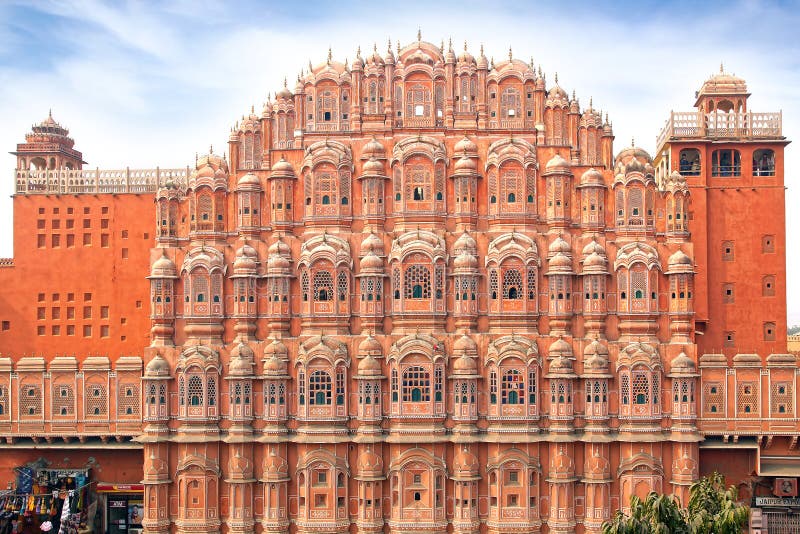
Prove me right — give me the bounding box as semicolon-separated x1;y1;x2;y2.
656;110;783;151
14;167;191;195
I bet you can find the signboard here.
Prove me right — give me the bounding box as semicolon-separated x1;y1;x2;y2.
96;484;144;493
755;496;800;507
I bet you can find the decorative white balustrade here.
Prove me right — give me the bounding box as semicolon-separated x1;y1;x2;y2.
656;110;782;150
14;167;190;195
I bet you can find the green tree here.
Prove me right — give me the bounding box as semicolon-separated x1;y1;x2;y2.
602;473;748;534
687;472;749;534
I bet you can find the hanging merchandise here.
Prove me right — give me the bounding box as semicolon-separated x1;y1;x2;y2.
57;494;69;534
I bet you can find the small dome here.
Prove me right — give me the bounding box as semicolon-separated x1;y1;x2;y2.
549;338;573;358
361;157;385;176
548;236;571;255
625;157;646;174
453;447;479;477
270;157;295;178
234;244;258;272
583;339;610;358
357;354;382;376
453;334;477;354
361;232;384;255
454;135;478;155
545;153;571;173
357;449;383;476
546;83;569;107
549;355;574;374
276;84;293;100
454;251;478;270
580;168;604;186
268;238;291;257
360;250;384;271
237;172;261;189
230;341;255;360
582;239;605;257
264;338;288;359
358;335;383;356
457;48;475;65
454;155;477;173
549;252;573;270
263;353;288;376
668;250;692;268
145;354;170;377
582;251;608;272
361;136;386;159
453;231;477;253
670;352;696;373
477;49;489;70
452;353;477;375
229;350;254;377
150;253;177;278
267;252;290;271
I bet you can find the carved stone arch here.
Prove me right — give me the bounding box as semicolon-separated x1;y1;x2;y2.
486;335;541;367
388;230;446;263
391;136;448;166
177;345;221;373
388;447;445;473
618;452;664;479
296;335;350;368
486;448;541;474
388;333;446;365
616;342;661;371
485;138;537;171
296;448;349;473
485;233;540;267
176;454;221;476
181;247;226;274
613;242;661;272
301;139;353;173
298;234;353;269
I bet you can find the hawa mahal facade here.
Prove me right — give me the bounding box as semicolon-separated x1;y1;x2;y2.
0;36;794;533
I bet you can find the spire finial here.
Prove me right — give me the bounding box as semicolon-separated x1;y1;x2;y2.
530;56;534;68
554;72;559;84
589;96;593;109
357;45;362;57
397;40;401;53
372;42;376;53
490;56;494;69
440;39;444;52
720;61;724;74
283;77;287;88
387;38;392;53
463;40;467;52
508;46;512;61
308;59;313;71
417;28;422;42
572;89;576;100
327;47;332;64
480;43;484;56
605;112;609;123
48;108;52;119
631;137;635;148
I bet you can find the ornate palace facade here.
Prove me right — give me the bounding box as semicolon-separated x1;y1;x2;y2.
0;37;794;533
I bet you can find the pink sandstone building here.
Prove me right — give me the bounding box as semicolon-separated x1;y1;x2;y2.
0;36;794;533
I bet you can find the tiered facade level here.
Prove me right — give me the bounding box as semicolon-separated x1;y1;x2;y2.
0;39;794;533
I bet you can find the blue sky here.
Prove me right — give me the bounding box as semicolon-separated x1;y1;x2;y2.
0;0;798;322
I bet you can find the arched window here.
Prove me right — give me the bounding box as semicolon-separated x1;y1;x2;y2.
712;149;741;177
678;149;701;176
314;270;334;301
753;148;775;176
188;376;203;406
502;370;525;405
404;265;431;299
309;371;332;405
402;366;431;402
503;269;522;300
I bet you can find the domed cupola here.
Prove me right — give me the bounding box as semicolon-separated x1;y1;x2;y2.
545;153;571;175
452;446;480;479
145;353;171;378
356;447;384;479
545;76;570;108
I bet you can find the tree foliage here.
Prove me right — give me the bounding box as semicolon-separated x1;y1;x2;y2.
602;473;749;534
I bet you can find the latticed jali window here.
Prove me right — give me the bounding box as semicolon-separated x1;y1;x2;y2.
53;384;75;416
402;366;431;402
86;384;108;416
309;370;332;406
20;385;42;417
771;382;793;415
187;376;203;406
501;369;525;405
404;265;431;299
503;269;523;299
313;270;334;301
0;385;7;416
118;384;140;416
703;382;725;414
737;382;758;417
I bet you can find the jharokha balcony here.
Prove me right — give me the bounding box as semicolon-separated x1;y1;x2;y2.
655;110;783;152
14;167;190;195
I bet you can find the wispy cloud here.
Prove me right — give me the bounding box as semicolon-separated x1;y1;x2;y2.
1;0;798;320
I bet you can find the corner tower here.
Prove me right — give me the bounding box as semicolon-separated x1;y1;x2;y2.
653;68;789;356
11;111;85;171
